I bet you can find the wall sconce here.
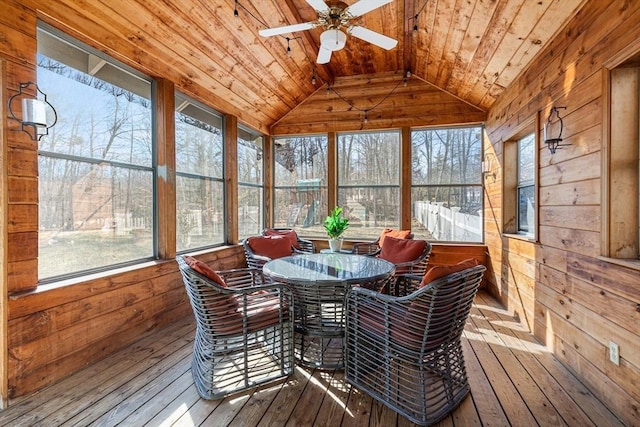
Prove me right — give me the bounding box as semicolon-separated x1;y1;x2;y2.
7;81;57;141
543;106;568;154
482;152;497;180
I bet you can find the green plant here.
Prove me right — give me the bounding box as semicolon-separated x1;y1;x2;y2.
324;206;349;239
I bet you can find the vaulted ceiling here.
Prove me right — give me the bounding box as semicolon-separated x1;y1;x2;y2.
42;0;587;134
209;0;587;131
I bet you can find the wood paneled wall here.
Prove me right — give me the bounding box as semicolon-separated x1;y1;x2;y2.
0;0;251;398
484;1;640;424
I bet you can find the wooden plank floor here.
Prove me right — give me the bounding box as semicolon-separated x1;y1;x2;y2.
0;291;624;427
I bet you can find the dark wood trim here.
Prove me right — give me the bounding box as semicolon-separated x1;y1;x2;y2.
264;135;273;228
400;126;411;230
155;78;176;259
224;115;238;244
327;131;337;215
1;58;9;408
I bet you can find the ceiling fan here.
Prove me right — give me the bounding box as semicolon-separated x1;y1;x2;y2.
258;0;398;64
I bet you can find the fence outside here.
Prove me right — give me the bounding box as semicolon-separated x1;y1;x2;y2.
413;201;482;242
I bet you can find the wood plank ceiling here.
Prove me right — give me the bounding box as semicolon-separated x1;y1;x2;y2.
44;0;587;134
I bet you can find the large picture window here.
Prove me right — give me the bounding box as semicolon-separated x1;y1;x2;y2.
37;26;154;280
175;93;225;251
337;131;400;239
237;127;264;239
411;126;483;242
273;135;328;238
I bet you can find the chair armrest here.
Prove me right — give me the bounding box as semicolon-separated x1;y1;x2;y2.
351;242;381;256
297;238;316;253
217;268;288;293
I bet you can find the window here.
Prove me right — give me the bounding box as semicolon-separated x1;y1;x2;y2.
605;56;639;259
337;131;400;240
37;26;154;280
503;125;537;239
273;135;328;238
175;93;225;252
237;127;264;239
411;126;483;242
517;134;536;234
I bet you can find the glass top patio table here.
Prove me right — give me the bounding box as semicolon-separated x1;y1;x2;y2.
263;253;395;369
263;253;395;287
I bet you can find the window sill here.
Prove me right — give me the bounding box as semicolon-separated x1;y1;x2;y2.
503;233;537;243
597;256;640;272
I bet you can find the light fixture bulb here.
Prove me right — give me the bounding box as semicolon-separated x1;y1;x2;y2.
320;29;347;51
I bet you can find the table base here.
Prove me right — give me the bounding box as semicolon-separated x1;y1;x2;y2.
294;331;344;369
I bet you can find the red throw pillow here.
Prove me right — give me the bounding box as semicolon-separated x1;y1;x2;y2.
420;258;479;287
264;229;300;249
379;228;412;247
379;236;426;264
248;235;293;259
182;255;227;287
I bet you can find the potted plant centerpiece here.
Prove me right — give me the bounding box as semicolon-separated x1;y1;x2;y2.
324;206;349;252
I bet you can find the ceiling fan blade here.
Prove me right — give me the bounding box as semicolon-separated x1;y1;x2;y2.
345;0;393;18
348;26;398;50
259;22;316;37
317;46;332;64
305;0;329;12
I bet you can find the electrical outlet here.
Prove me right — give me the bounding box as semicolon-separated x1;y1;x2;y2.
609;341;620;366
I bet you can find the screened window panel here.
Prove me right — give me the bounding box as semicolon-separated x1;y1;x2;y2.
176;176;224;251
175;93;225;251
37;27;154;280
238;127;264;239
337;131;400;239
412;127;482;186
238;185;264;240
273;135;328;236
38;157;154;278
411;126;483;242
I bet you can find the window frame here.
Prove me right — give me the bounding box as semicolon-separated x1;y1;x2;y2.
36;23;157;282
336;130;401;240
237;125;265;240
602;53;640;262
272;134;328;239
174;92;226;253
503;118;538;241
516;133;536;235
410;125;484;243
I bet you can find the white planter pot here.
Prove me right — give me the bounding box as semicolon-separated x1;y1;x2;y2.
328;238;343;252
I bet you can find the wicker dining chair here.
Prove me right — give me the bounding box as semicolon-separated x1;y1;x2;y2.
243;235;295;270
291;279;350;369
377;236;431;295
262;228;315;253
176;255;294;400
345;261;485;425
350;228;413;256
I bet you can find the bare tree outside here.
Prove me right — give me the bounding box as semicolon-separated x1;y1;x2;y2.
37;38;154;280
412;126;483;242
175;95;225;251
273;135;328;238
237;128;264;240
338;131;401;240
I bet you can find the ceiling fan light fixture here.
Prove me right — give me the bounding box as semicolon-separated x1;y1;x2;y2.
320;29;347;51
